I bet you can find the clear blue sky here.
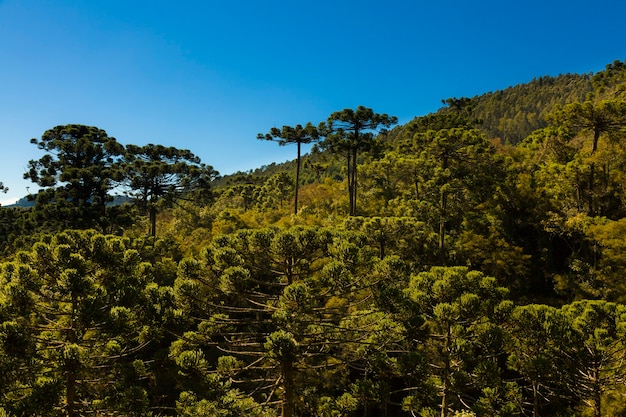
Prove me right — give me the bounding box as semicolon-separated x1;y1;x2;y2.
1;0;625;205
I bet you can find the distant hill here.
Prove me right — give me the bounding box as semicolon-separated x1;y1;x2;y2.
3;194;131;208
384;60;626;147
450;60;626;144
214;59;626;186
469;72;594;143
5;196;35;208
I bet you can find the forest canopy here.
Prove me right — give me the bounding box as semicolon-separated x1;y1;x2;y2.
1;59;626;417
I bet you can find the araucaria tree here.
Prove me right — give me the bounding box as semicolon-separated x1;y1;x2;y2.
170;226;405;417
402;127;501;263
320;106;397;216
550;100;626;215
24;124;125;227
122;144;218;236
0;230;176;416
562;300;626;417
405;266;511;417
258;123;320;214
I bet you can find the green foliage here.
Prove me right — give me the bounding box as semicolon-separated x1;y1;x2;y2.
343;216;439;266
506;304;576;415
469;73;594;144
405;97;479;135
0;230;179;415
168;226;414;416
526;99;626;218
24;124;126;230
4;59;626;416
562;300;626;417
319;106;398;215
592;59;626;99
399;127;504;263
176;390;277;417
586;218;626;301
455;211;531;295
406;266;511;416
258;122;321;214
123;143;218;236
257;172;294;210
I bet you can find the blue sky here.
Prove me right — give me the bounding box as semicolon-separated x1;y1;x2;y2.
1;0;625;205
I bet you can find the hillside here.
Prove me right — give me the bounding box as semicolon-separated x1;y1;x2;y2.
217;60;625;186
1;59;626;417
468;72;593;143
456;60;626;144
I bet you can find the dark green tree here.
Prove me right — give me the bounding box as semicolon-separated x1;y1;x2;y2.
214;183;260;212
586;218;626;301
506;304;576;416
170;226;408;417
404;97;478;136
550;100;626;215
24;124;125;228
562;300;626;417
257;172;294;210
592;59;626;99
343;216;439;265
0;230;178;416
171;227;335;417
122;144;218;236
554;100;626;155
407;128;502;263
405;266;512;417
319;106;397;216
258;123;320;214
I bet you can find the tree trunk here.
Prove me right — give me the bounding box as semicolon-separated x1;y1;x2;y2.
294;142;301;215
65;371;77;417
287;256;294;285
150;205;157;237
66;298;79;417
591;128;600;154
282;358;295;417
588;163;595;215
592;367;602;417
441;324;452;417
352;147;358;216
532;381;539;417
439;155;449;264
593;391;601;417
587;128;601;215
347;153;354;216
439;189;447;265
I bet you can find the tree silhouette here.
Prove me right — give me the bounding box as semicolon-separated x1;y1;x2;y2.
258;123;320;214
122;144;217;236
24;124;124;227
320;106;397;216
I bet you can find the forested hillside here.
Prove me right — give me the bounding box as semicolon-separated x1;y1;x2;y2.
1;60;626;417
468;72;593;143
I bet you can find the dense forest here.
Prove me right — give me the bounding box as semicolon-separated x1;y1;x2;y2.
1;59;626;417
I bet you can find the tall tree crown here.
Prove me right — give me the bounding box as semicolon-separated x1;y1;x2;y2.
326;106;397;130
257;122;320;146
24;124;126;230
